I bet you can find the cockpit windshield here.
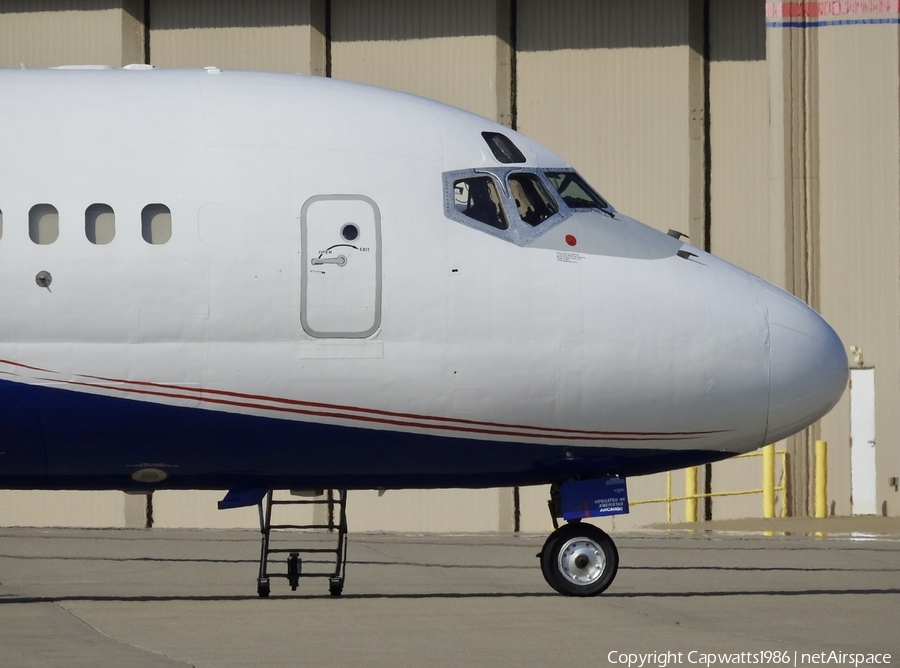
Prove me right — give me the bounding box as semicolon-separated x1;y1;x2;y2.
443;166;614;246
508;174;558;226
452;176;509;230
544;171;612;213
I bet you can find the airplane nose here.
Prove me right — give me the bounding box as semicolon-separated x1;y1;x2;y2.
765;287;849;443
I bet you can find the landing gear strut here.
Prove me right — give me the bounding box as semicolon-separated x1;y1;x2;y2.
539;522;619;596
537;480;623;596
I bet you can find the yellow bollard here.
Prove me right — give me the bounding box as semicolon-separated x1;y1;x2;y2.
815;440;828;518
763;444;775;518
685;467;698;523
666;470;672;524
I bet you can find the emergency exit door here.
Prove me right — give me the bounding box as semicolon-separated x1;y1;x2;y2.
301;195;382;338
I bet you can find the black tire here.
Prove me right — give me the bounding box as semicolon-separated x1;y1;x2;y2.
257;579;271;598
328;578;343;597
539;523;618;596
538;533;567;595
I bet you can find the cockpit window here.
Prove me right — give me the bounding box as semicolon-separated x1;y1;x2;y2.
482;132;526;164
545;171;611;212
508;174;558;226
443;168;570;246
452;176;509;230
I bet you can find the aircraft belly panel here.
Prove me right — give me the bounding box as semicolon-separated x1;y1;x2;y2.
301;196;382;338
0;376;750;490
0;380;46;477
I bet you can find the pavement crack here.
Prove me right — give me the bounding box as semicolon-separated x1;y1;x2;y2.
53;601;196;667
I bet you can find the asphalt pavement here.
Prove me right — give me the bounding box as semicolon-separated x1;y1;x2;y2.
1;523;898;667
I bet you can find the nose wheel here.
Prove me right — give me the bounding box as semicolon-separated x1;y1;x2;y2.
539;522;618;596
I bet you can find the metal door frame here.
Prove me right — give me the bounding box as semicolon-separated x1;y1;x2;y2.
300;194;382;339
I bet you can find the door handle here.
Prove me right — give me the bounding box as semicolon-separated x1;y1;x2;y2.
311;254;347;267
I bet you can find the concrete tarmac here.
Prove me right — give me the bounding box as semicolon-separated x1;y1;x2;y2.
1;525;898;668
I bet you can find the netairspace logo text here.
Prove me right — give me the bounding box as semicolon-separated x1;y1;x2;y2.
607;651;893;668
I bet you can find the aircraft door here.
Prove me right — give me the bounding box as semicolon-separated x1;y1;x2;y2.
301;195;382;338
850;367;876;515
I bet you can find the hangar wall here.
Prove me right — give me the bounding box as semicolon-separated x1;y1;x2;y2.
331;0;513;124
1;0;898;530
815;15;899;518
705;0;771;520
149;0;326;75
0;0;144;68
516;0;708;245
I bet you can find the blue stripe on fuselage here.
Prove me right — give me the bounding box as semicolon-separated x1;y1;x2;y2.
0;378;732;490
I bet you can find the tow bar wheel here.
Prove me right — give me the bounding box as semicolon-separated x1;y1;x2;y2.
540;522;619;596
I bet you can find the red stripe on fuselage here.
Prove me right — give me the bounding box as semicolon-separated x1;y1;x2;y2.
55;377;706;443
70;372;725;439
0;358;724;442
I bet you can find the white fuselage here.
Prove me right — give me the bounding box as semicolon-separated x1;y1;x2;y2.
0;67;847;490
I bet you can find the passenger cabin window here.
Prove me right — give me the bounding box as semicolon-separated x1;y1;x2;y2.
482;132;526;164
29;204;59;244
142;204;171;244
545;171;611;212
85;203;115;245
453;176;509;230
508;174;558;226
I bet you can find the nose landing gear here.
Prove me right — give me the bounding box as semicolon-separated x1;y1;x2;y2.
539;522;619;596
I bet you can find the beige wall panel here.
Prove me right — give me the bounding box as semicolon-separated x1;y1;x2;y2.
703;1;772;520
0;480;717;531
819;393;851;515
151;491;262;529
517;0;700;233
149;489;503;532
709;451;783;520
518;484;552;533
817;24;900;517
154;485;672;533
615;472;689;528
149;0;325;74
0;0;143;68
331;0;511;122
347;489;502;533
765;27;793;294
709;450;786;519
0;491;125;527
766;22;824;516
708;1;770;279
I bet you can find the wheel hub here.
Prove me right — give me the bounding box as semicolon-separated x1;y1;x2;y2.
557;537;606;586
